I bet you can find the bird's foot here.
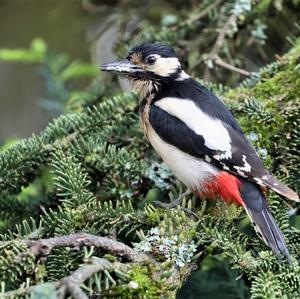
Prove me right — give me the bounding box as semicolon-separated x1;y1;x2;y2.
153;189;197;217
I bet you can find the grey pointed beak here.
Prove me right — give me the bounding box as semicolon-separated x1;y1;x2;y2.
100;59;143;75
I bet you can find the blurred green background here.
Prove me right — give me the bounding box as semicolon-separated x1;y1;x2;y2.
0;0;91;140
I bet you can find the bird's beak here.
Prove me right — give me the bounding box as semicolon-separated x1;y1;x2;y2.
100;59;143;75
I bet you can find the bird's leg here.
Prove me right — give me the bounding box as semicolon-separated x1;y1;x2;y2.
153;189;192;209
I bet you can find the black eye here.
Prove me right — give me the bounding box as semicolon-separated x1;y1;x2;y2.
146;55;157;65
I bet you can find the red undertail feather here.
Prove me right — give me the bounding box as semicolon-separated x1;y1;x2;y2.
200;172;244;206
199;173;291;261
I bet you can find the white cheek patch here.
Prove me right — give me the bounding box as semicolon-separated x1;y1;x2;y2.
151;57;180;77
154;98;232;158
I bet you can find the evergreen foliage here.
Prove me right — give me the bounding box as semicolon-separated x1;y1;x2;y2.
0;1;300;298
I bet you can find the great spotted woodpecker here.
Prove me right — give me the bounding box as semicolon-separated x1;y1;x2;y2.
101;43;299;261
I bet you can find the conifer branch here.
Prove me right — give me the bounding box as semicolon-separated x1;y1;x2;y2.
2;258;126;299
57;258;118;299
0;232;148;262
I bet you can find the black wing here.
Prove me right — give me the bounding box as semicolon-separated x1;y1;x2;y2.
149;105;264;176
149;105;299;202
154;78;245;135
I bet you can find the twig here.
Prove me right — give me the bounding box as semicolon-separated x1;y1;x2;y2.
0;232;148;262
1;233;150;298
2;258;124;299
186;0;224;26
58;258;115;299
204;14;237;80
170;0;223;31
210;14;237;59
153;189;192;209
153;189;199;218
214;56;251;76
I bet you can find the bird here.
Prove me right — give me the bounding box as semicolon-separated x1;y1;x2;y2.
100;42;299;261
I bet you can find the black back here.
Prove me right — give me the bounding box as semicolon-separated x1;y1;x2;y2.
153;78;245;136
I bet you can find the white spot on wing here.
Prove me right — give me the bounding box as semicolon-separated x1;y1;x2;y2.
220;163;230;171
146;124;219;189
205;155;212;162
233;155;252;173
254;177;263;185
236;169;247;177
213;151;232;160
155;98;232;159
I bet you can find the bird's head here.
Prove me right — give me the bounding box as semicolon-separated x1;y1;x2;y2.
100;43;189;96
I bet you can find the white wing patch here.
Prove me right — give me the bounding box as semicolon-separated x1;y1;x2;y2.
154;98;232;158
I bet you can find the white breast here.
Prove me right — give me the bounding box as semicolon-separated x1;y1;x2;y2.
146;125;219;189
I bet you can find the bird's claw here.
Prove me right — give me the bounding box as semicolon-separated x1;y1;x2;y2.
153;189;198;218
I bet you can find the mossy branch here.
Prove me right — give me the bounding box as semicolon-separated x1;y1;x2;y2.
0;232;148;262
2;257;128;299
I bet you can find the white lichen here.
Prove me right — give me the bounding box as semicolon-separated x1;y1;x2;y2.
128;281;139;289
133;227;197;267
258;148;268;160
248;132;258;142
146;163;173;190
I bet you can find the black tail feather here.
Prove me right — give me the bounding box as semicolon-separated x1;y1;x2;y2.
240;179;290;262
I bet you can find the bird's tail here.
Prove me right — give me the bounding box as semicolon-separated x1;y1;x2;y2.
240;179;290;262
